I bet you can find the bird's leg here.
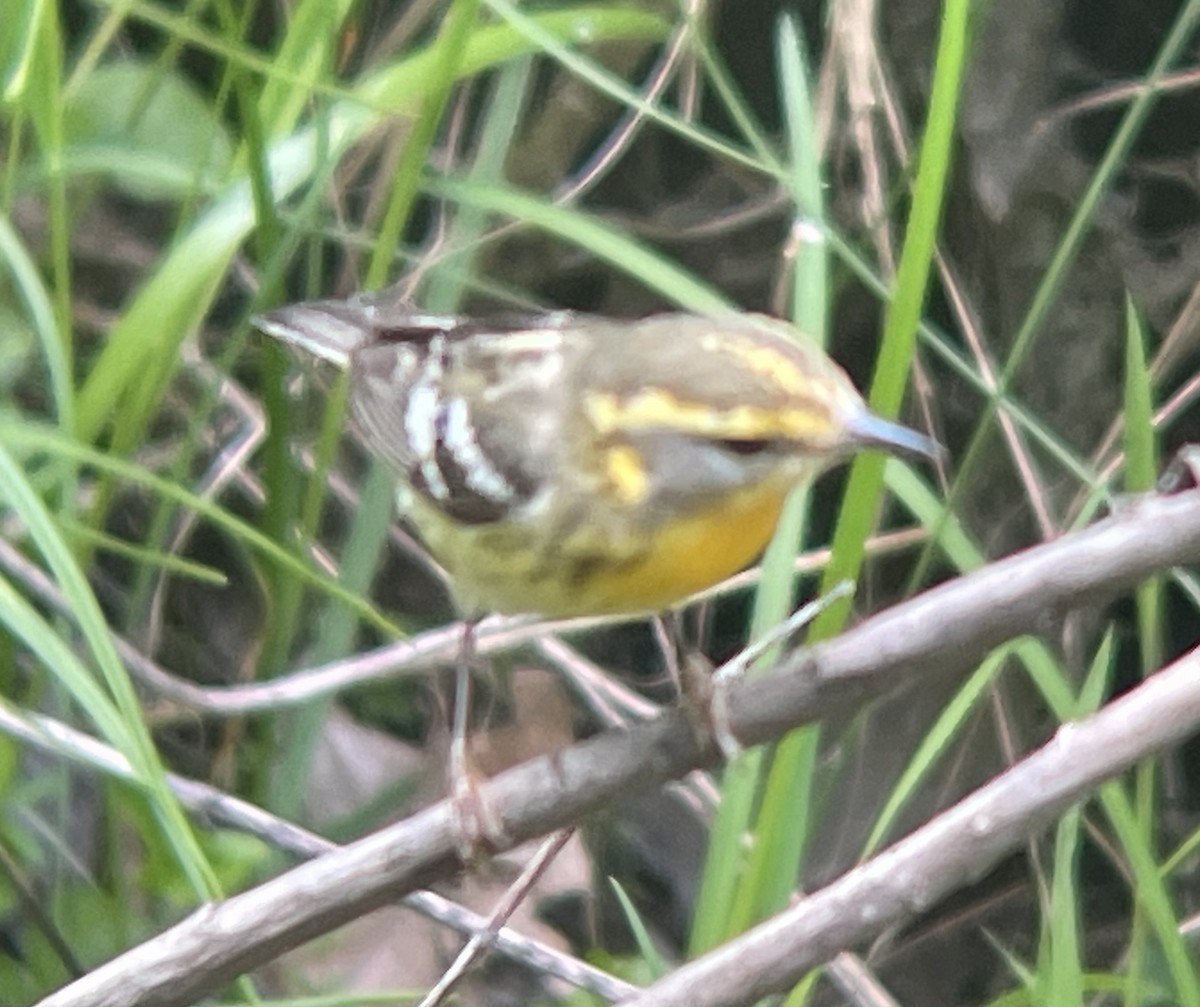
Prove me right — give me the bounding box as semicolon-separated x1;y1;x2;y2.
654;611;718;748
448;616;506;861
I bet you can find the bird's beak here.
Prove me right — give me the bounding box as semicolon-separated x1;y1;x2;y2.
843;409;944;463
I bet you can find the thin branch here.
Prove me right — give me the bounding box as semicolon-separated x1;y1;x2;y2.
0;522;930;719
417;828;577;1007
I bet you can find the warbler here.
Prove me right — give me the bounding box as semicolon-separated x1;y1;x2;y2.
257;293;939;619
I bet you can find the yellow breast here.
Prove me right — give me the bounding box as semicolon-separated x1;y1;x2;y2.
553;476;794;616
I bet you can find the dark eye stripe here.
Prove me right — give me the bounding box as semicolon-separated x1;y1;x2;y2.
716;438;779;456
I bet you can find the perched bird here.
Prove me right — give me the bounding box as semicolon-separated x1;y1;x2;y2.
257;292;939;621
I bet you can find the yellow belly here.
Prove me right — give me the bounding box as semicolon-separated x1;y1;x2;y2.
569;479;792;615
414;478;794;618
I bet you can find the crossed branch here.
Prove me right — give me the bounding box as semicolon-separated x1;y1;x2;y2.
33;484;1200;1007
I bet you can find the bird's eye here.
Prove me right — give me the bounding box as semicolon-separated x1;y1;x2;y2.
716;438;778;456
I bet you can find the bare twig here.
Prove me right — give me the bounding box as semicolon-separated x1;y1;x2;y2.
417;828;577;1007
827;952;902;1007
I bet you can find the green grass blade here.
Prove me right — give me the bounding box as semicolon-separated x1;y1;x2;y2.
1046;804;1085;1007
422;57;534;311
861;644;1013;857
1101;781;1200;1004
809;0;968;635
0;443;221;900
55;519;229;586
428;176;731;312
481;0;764;174
0;214;72;430
691;16;825;952
366;0;480;289
609;877;669;979
256;0;354;138
0;570;130;754
1043;632;1113;1006
1123;295;1166;1006
1124;298;1162;673
22;0;72;422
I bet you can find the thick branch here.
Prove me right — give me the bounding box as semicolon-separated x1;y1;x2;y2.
729;489;1200;743
36;487;1200;1007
